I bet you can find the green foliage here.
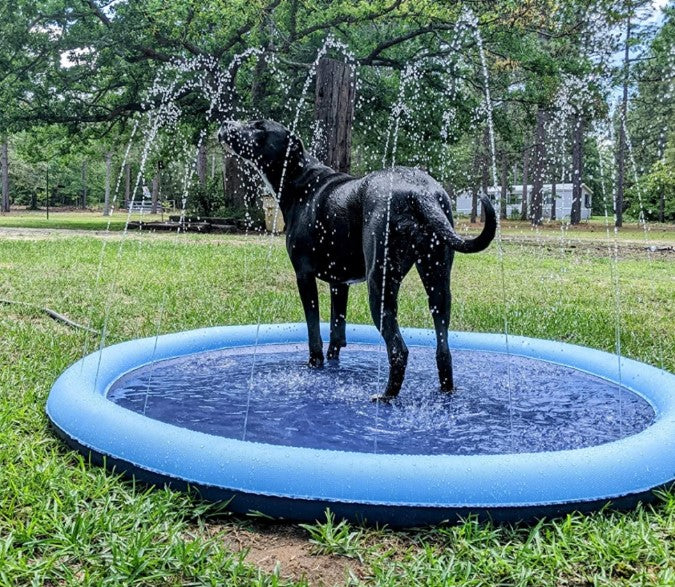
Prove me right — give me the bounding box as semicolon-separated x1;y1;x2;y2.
300;510;366;560
188;179;225;218
0;0;671;227
625;7;673;166
8;129;108;208
626;159;675;222
584;135;613;217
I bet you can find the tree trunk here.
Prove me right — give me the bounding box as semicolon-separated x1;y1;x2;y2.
479;126;490;222
151;173;159;214
81;160;88;209
657;132;666;223
570;111;584;225
288;0;298;40
314;58;356;172
615;13;631;228
124;163;131;210
251;51;269;111
223;153;250;210
103;151;112;216
521;143;530;221
500;153;508;220
1;140;9;213
470;186;478;224
226;149;229;206
251;1;277;111
480;136;489;223
470;137;481;224
446;183;456;207
530;109;547;226
197;143;207;187
550;180;557;221
45;165;49;217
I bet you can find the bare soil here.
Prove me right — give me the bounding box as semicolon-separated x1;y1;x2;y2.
219;522;366;586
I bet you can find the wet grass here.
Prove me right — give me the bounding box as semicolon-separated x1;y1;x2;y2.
0;230;673;585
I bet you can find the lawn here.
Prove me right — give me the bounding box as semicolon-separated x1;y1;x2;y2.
0;209;165;231
2;208;674;244
0;223;673;585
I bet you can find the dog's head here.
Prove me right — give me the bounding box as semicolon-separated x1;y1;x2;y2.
219;119;305;195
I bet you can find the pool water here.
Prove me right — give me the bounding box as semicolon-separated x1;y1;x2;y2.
108;343;654;456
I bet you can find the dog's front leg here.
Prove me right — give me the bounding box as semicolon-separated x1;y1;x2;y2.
327;283;349;360
296;273;324;367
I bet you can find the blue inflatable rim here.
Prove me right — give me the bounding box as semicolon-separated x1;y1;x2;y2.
46;323;675;525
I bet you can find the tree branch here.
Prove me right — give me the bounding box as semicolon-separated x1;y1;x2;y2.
215;0;284;58
84;0;112;28
290;0;404;45
359;25;445;66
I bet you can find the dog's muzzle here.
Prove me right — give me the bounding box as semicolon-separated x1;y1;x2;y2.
219;120;246;151
219;121;262;170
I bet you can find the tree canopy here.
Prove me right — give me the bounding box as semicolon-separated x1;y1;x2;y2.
0;0;672;222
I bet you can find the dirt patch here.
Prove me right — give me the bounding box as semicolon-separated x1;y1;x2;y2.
0;226;121;240
459;218;675;235
497;234;674;260
0;226;272;246
220;523;365;586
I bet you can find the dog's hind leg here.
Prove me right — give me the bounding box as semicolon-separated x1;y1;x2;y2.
296;274;324;367
368;271;408;400
416;251;454;391
327;283;349;360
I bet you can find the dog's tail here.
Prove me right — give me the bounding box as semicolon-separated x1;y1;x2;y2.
417;195;496;254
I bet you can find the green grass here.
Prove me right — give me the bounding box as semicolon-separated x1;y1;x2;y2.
0;229;673;585
0;209;163;231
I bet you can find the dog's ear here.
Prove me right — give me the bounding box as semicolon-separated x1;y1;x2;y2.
288;132;304;156
287;133;306;166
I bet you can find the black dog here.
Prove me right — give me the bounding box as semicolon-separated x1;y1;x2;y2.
220;119;496;400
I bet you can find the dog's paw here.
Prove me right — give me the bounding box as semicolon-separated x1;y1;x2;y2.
370;393;396;403
440;381;454;393
308;353;324;368
326;344;341;360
